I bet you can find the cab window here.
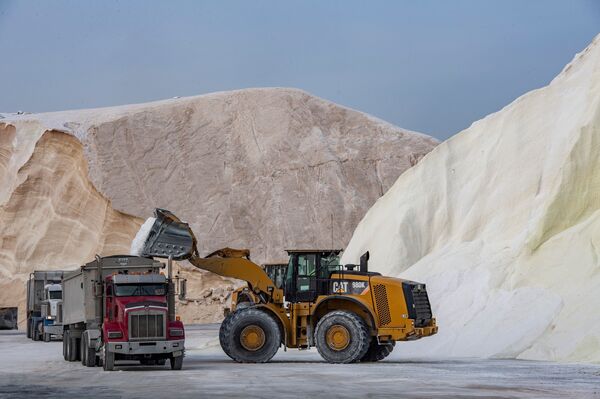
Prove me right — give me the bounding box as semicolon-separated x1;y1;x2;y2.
297;254;316;277
48;290;62;300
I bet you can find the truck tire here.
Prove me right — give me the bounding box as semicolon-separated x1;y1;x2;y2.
80;338;86;365
68;336;79;361
63;331;68;360
26;318;32;339
170;355;183;370
314;310;370;364
64;331;70;361
103;347;115;371
44;333;51;342
219;308;281;363
360;339;395;362
81;337;96;367
32;322;40;341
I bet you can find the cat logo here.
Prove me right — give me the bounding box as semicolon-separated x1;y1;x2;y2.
332;281;349;293
330;280;369;295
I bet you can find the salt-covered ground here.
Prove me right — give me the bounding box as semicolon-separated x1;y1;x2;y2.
0;325;599;399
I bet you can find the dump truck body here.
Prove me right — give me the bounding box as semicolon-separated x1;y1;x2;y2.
62;255;185;370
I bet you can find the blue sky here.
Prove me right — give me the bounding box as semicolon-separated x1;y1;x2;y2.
0;1;598;140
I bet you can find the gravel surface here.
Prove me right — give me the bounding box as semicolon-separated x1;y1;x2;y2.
1;325;599;399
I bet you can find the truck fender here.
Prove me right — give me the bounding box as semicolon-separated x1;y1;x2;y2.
84;329;101;348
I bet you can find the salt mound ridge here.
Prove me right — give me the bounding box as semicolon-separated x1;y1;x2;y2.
343;35;600;362
0;88;437;327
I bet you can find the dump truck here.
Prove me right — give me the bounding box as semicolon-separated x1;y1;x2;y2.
61;255;185;371
134;209;438;364
26;270;64;341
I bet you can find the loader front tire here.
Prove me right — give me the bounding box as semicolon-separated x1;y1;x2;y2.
360;339;395;362
219;308;280;363
315;310;370;364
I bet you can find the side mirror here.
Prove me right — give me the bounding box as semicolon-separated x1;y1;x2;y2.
359;251;370;273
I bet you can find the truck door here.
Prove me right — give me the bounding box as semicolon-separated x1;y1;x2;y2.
284;254;318;303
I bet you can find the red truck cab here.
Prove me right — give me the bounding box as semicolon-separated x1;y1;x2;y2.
102;273;185;368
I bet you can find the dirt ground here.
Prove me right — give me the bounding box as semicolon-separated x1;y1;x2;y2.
1;325;599;399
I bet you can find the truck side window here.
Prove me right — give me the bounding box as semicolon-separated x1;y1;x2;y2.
106;284;113;297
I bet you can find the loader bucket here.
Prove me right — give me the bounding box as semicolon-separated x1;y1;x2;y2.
141;209;196;260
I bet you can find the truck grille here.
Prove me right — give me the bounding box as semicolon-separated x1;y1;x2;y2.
129;311;166;340
402;282;433;327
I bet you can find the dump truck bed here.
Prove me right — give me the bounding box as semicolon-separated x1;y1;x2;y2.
62;256;164;327
27;270;65;313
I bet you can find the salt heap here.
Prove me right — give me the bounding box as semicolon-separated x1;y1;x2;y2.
343;35;600;362
0;88;437;327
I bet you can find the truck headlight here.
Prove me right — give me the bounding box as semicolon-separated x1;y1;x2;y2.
46;316;55;320
107;331;122;339
169;328;184;337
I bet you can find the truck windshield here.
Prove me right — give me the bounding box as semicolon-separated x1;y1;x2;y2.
114;284;166;297
48;291;62;300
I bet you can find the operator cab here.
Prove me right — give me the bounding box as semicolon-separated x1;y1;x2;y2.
283;249;344;303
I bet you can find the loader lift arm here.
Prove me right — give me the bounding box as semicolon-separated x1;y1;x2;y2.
138;209;283;304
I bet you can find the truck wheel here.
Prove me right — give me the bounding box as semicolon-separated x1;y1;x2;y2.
219;308;281;363
64;331;71;361
170;355;183;370
315;310;370;364
81;338;86;365
26;319;32;339
360;339;395;362
63;332;68;360
32;322;40;341
81;337;96;367
69;336;80;361
44;333;51;342
103;347;115;371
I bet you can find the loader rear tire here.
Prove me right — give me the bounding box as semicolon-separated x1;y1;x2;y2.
360;339;395;362
315;310;370;364
219;308;280;363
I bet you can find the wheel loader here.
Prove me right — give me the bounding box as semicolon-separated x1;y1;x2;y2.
133;208;438;364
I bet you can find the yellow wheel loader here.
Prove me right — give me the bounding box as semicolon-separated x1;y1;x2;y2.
134;209;437;364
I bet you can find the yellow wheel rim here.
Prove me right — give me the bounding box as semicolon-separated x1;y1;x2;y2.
240;325;266;351
326;324;350;351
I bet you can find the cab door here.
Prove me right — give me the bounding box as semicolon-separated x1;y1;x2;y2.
284;254;318;303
